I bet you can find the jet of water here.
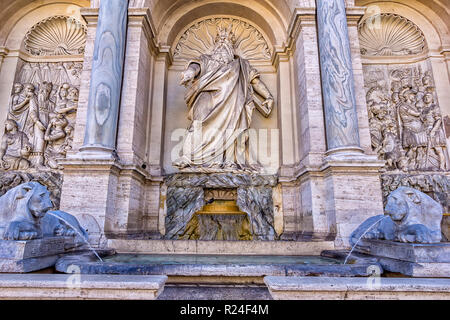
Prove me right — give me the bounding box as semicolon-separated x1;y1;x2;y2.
47;211;104;263
344;215;388;265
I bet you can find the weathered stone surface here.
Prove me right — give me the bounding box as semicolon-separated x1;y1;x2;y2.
164;186;204;240
264;276;450;300
354;239;450;277
108;239;335;255
378;257;450;278
0;255;61;273
55;251;376;278
164;173;278;241
356;239;450;263
165;173;278;188
0;274;167;300
0;237;72;260
158;285;273;300
0;237;76;273
381;174;449;212
237;187;276;240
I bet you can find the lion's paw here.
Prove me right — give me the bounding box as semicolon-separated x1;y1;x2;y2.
19;231;39;240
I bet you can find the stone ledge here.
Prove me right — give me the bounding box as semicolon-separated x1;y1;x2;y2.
356;239;450;263
264;276;450;300
0;237;80;273
0;274;167;300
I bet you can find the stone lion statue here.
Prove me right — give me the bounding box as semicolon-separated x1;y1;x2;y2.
0;181;87;241
351;186;443;245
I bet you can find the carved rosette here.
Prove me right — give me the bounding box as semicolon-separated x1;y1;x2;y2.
24;16;87;56
359;14;426;56
174;17;272;61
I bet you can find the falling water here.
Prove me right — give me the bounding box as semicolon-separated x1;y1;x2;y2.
47;212;103;263
344;215;388;265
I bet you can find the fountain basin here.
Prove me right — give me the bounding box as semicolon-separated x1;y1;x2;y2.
55;251;381;283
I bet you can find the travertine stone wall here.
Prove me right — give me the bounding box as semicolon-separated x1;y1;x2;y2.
293;19;326;170
0;0;448;249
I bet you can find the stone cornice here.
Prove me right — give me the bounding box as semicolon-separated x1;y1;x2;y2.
127;8;158;53
279;154;385;184
285;6;367;53
80;8;99;26
59;158;163;183
81;7;165;57
345;7;367;26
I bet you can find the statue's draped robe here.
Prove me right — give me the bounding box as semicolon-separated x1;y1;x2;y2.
179;54;259;168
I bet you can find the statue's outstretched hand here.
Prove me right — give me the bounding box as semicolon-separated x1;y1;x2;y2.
262;97;274;116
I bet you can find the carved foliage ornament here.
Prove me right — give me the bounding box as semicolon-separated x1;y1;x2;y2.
359;13;426;56
174;17;272;61
24;16;87;56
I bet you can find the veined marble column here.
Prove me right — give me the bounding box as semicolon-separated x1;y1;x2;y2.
80;0;128;157
316;0;362;154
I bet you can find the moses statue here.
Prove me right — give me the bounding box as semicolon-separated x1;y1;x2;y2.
173;25;274;172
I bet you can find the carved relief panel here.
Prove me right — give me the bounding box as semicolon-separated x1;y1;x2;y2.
0;16;85;172
363;62;448;172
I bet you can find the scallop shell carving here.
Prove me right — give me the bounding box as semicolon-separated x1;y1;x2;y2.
358;14;426;56
24;16;87;56
174;17;272;61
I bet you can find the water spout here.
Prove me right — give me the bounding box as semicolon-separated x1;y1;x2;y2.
46;212;103;263
344;215;388;265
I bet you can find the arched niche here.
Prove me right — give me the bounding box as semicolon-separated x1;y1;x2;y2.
172;15;274;63
156;1;287;49
356;0;450;52
160;8;283;175
0;1;88;49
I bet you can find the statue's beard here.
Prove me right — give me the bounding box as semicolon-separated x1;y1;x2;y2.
213;43;235;63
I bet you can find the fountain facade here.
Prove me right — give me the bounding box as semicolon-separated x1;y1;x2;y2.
0;0;448;282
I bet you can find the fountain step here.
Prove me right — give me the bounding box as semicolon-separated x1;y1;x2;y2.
157;284;273;300
0;274;167;300
107;239;335;255
264;276;450;300
355;239;450;263
354;239;450;277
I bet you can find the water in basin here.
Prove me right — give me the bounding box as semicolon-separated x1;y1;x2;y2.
102;254;341;265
